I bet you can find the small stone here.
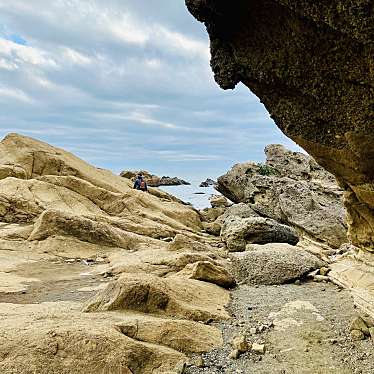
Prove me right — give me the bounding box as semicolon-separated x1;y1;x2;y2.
232;335;250;353
308;269;319;278
369;327;374;340
65;259;75;263
350;317;370;336
194;357;204;367
313;275;329;282
228;349;240;359
249;327;257;335
95;257;106;263
294;279;301;285
258;325;266;333
319;267;330;276
252;343;266;354
351;329;365;341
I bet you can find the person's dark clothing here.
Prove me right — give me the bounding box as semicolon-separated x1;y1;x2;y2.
133;177;148;192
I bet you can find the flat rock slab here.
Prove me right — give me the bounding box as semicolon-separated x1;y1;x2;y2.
229;243;325;285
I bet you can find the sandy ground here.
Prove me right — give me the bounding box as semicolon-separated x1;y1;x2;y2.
186;281;374;374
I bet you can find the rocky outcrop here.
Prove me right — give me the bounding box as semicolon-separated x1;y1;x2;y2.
0;133;232;372
186;1;374;317
120;170;190;187
185;0;374;253
216;145;347;248
200;178;216;187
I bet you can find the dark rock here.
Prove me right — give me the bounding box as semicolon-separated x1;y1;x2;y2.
119;170;190;187
185;0;373;251
200;178;216;187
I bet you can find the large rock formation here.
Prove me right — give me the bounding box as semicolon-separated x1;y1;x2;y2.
185;1;374;317
0;133;233;373
185;0;373;252
216;144;347;248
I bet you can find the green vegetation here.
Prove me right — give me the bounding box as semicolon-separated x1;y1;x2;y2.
257;164;279;176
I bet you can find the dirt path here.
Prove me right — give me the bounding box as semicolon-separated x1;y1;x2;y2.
186;281;373;374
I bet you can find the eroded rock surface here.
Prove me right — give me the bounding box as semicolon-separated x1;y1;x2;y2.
186;0;374;316
0;133;232;373
217;144;347;248
185;0;373;252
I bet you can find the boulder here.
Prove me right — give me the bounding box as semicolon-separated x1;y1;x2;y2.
200;207;226;222
229;243;325;285
176;261;236;288
216;145;347;248
209;194;231;208
222;216;299;252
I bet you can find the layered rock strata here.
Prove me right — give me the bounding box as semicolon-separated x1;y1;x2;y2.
0;133;231;373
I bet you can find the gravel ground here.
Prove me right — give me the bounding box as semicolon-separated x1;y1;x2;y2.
185;281;374;374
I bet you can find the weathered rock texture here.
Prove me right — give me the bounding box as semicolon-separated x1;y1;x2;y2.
0;133;233;373
230;243;325;285
186;0;374;317
185;0;373;252
217;144;347;248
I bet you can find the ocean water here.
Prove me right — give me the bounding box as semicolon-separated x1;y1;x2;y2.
159;180;219;210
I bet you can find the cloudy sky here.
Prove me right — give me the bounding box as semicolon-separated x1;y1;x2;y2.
0;0;300;180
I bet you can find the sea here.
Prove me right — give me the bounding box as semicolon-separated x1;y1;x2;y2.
159;180;219;210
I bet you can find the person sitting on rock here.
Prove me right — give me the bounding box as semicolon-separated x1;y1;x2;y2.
133;174;148;192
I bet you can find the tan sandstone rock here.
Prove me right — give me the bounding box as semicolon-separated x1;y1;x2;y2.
84;273;230;322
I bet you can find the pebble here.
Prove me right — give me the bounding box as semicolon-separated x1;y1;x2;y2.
369;327;374;340
313;275;329;282
232;335;250;353
350;329;365;341
252;343;266;354
228;349;240;359
319;267;330;276
249;327;257;335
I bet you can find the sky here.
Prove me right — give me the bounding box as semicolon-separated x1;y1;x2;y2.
0;0;300;180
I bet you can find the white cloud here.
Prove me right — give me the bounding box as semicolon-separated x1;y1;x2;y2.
62;47;92;65
0;86;34;103
0;38;57;68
